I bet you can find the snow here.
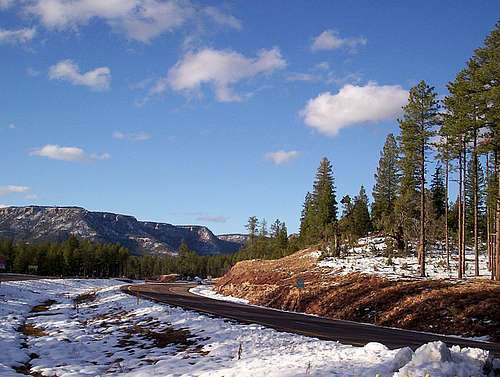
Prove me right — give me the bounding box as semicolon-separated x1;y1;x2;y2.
318;236;491;280
0;279;498;376
189;285;249;304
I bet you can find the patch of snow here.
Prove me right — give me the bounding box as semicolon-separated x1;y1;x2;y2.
395;341;490;377
318;236;491;280
190;285;249;304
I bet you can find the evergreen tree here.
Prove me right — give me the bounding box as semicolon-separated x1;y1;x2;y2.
259;219;268;238
339;195;355;246
465;157;486;241
372;133;400;231
299;192;314;243
430;163;446;218
246;216;258;244
467;22;499;279
398;80;440;277
311;157;338;243
352;186;372;238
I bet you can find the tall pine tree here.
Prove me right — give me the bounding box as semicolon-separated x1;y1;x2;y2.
372;133;400;232
312;157;338;242
398;80;440;277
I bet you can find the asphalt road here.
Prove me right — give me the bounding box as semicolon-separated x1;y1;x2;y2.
0;273;54;282
125;283;500;357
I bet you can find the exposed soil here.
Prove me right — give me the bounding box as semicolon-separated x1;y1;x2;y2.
18;323;47;338
73;291;97;305
30;300;57;313
215;248;500;342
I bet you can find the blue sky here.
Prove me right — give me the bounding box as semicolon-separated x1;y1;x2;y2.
1;1;498;234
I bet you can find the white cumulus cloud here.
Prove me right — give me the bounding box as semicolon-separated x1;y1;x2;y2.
0;27;36;44
49;59;111;90
30;144;110;162
157;47;286;102
265;150;300;165
113;131;151;141
0;185;30;196
311;30;367;52
301;82;408;137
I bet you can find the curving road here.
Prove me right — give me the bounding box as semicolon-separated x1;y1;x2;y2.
123;283;500;357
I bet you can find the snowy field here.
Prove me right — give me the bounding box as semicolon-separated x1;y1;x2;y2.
318;236;491;280
1;279;498;377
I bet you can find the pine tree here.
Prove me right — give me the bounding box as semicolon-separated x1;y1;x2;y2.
352;186;372;238
467;22;500;280
299;192;314;244
311;157;338;243
259;219;268;238
246;216;258;245
398;80;440;277
372;133;400;232
465;157;486;240
431;163;446;218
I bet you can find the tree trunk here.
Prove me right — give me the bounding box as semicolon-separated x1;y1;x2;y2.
419;139;426;277
486;153;492;277
496;157;500;281
458;148;463;279
473;131;479;276
462;142;467;277
445;155;449;269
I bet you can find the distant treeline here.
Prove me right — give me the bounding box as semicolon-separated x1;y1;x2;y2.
0;223;298;278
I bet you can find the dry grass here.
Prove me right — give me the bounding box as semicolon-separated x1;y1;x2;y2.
30;300;57;313
18;323;47;337
73;291;97;305
125;324;196;349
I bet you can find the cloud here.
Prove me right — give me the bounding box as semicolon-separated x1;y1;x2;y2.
157;47;286;102
0;27;36;44
286;73;319;83
30;144;110;162
301;82;408;136
0;0;13;9
113;131;151;141
195;215;228;223
0;185;30;196
204;6;241;30
265;150;300;165
49;59;111;90
25;0;241;43
311;30;367;52
7;123;15;129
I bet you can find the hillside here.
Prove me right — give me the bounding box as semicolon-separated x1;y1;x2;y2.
0;206;243;256
215;238;500;341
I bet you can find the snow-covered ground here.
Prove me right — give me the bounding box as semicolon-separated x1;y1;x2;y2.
0;279;498;377
190;285;249;304
318;236;491;280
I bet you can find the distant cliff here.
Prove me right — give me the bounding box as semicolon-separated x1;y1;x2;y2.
0;206;244;256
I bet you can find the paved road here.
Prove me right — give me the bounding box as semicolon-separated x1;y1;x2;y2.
0;273;54;282
124;283;500;357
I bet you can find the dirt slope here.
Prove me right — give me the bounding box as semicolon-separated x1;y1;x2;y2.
215;248;500;342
